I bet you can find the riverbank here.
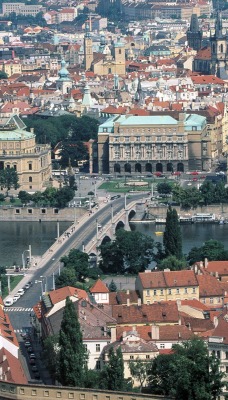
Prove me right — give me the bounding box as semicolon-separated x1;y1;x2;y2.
0;206;87;221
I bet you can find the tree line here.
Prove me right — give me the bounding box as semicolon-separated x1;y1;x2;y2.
18;186;75;208
42;297;224;399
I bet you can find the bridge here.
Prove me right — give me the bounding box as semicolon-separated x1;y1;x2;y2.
0;381;171;400
84;200;139;257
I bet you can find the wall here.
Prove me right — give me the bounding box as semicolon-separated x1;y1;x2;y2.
0;382;171;400
0;207;87;222
147;204;228;218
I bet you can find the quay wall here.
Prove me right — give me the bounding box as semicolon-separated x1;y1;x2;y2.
146;204;228;218
0;207;87;222
0;382;171;400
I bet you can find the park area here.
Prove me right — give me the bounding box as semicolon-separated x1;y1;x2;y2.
99;176;174;193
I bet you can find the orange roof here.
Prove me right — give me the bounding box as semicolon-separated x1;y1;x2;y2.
138;270;198;289
0;348;27;384
90;279;109;294
197;274;224;297
128;108;150;116
191;75;225;85
206;261;228;276
116;324;193;341
112;302;179;324
194;46;211;60
49;286;88;305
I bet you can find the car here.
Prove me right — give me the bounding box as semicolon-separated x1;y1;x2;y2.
24;283;30;289
25;341;31;348
13;294;20;302
17;289;25;296
27;346;34;353
29;353;36;359
192;177;198;181
172;171;181;176
110;195;121;200
31;366;38;372
199;175;206;179
28;281;33;286
3;298;14;307
34;372;40;380
22;335;30;341
97;224;102;229
29;359;36;365
190;171;199;175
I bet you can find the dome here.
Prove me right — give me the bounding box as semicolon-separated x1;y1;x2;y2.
58;59;71;81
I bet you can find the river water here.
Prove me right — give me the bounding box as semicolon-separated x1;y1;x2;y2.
0;221;71;266
131;222;228;256
1;221;228;266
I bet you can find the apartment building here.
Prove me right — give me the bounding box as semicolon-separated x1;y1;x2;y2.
2;3;44;16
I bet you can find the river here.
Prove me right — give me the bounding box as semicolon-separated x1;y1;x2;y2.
1;221;228;266
0;221;71;266
131;222;228;255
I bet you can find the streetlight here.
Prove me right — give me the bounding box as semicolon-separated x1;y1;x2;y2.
40;275;47;293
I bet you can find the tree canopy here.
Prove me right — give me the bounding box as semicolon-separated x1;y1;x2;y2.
148;337;224;399
187;239;228;265
0;168;19;194
163;206;182;259
58;297;88;386
99;229;155;274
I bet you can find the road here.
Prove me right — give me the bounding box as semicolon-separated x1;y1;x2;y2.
4;194;144;333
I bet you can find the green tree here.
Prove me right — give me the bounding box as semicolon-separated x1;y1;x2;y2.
108;279;117;292
55;186;75;208
0;168;19;194
42;334;59;383
187;239;228;265
55;268;77;289
163;206;182;259
18;190;32;205
158;255;186;271
102;347;126;391
58;297;87;386
129;358;150;390
157;182;172;195
148;337;224;399
0;71;8;79
61;249;89;282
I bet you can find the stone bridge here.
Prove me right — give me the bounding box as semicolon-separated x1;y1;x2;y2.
84;201;139;258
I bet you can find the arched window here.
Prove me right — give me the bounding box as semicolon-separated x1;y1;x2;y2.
29;177;32;183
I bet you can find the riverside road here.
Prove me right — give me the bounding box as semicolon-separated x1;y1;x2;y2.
4;194;144;333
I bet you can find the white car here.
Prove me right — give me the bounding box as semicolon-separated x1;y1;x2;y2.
17;289;25;296
13;294;20;303
4;298;13;307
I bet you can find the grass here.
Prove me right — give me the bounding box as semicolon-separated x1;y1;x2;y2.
2;275;24;298
0;199;22;206
99;178;175;193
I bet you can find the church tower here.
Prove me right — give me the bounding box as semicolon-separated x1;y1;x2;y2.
113;37;125;75
210;9;228;79
56;59;72;94
187;14;202;51
84;22;93;71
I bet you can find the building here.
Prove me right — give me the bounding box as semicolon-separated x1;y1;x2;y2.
210;11;228;80
56;59;72;95
187;14;202;51
97;113;210;175
0;60;22;77
0;114;51;192
84;23;93;72
57;8;77;23
89;279;110;305
135;270;199;304
2;2;44;16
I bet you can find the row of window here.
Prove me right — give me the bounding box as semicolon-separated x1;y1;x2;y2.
146;287;196;296
113;136;185;142
202;297;223;304
15;209;59;214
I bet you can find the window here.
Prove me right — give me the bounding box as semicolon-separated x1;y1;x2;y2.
168;289;172;295
41;209;46;214
13;165;17;170
192;288;196;294
84;344;87;351
217;350;220;359
146;136;150;141
184;288;188;294
160;344;165;349
29;176;32;183
176;288;180;294
130;355;134;360
15;209;20;214
114;136;119;142
96;344;100;352
160;289;164;295
146;289;150;296
154;289;157;295
119;49;121;54
108;68;111;74
125;137;130;142
167;136;172;141
96;360;101;370
226;352;228;359
156;136;162;141
146;355;150;359
210;298;214;304
29;163;32;170
28;209;33;214
136;136;140;142
29;186;32;190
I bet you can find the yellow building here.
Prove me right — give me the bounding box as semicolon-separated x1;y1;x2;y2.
135;270;199;304
0;114;51;192
0;60;22;77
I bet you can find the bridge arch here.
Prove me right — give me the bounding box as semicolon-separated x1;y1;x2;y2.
128;209;136;221
115;221;125;232
100;235;111;246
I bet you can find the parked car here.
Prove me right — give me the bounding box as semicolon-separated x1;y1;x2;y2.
24;283;30;289
31;366;38;372
24;341;31;348
17;289;25;296
13;294;20;303
3;298;13;307
29;359;36;365
29;353;36;359
110;195;121;200
27;347;33;353
34;372;40;380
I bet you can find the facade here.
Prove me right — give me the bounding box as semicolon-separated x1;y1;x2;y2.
210;11;228;80
187;14;202;52
56;59;72;95
98;113;210;175
2;2;44;16
89;279;110;305
84;24;93;71
135;270;199;304
0;114;51;192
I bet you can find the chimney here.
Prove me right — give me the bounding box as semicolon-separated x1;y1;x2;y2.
30;127;34;134
127;298;130;307
151;324;159;340
200;261;203;268
110;327;116;343
103;327;107;337
126;289;130;295
132;325;136;332
215;271;219;278
213;316;218;328
138;298;142;306
204;258;208;268
176;299;181;309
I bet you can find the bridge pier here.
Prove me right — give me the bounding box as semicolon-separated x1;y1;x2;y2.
125;209;131;231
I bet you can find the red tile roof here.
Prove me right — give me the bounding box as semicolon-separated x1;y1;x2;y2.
116;324;193;341
0;348;27;384
206;261;228;276
197;274;224;297
90;279;109;294
49;286;88;305
194;46;211;60
112;302;179;324
191;75;225;85
138;270;198;289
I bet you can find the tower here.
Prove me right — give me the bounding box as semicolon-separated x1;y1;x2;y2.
56;59;72;95
84;22;93;71
210;7;228;78
187;14;202;51
113;37;125;75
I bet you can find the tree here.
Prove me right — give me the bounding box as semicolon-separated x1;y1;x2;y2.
55;268;77;289
108;279;117;292
129;358;150;390
102;347;126;391
0;71;8;79
42;334;59;383
148;337;224;399
0;168;19;194
18;190;32;205
58;297;87;386
187;239;228;265
158;255;186;271
61;249;89;282
163;206;182;259
55;186;75;208
157;182;172;195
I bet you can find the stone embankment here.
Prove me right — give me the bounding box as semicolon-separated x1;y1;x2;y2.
146;204;228;219
0;207;87;221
